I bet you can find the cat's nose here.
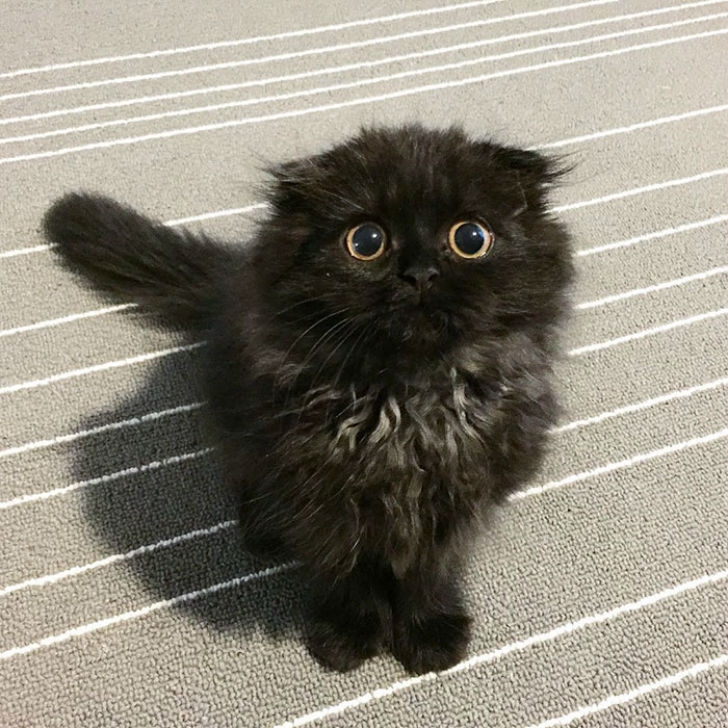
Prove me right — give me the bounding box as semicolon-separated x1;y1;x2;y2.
399;265;440;291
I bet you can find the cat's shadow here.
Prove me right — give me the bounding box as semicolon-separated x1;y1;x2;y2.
72;325;305;641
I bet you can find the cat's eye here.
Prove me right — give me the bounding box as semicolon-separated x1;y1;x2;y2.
345;222;386;261
448;221;494;259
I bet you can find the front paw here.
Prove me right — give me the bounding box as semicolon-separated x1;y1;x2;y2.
307;615;382;673
392;611;471;674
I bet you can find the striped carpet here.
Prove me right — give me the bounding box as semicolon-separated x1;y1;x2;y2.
1;1;726;726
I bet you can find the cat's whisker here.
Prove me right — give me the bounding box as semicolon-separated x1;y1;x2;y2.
289;315;356;379
273;296;329;317
320;318;378;425
288;320;375;478
275;305;353;379
275;320;371;457
278;318;353;413
306;315;371;393
283;316;364;417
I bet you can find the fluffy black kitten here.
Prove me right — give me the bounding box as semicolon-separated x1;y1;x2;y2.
43;125;573;675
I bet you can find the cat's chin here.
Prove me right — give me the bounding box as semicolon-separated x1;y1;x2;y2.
384;306;451;351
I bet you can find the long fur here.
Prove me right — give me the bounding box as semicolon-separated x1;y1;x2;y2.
43;125;574;674
44;192;233;326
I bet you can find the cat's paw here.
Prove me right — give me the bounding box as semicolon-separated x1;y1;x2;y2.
392;611;471;674
307;616;382;673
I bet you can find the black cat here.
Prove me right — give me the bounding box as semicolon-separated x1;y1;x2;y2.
43;125;574;675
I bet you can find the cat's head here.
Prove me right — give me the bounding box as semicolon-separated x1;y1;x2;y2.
256;125;573;377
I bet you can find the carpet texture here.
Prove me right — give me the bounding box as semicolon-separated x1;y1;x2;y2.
1;1;726;726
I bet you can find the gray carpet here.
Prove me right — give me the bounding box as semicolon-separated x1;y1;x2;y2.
1;0;726;726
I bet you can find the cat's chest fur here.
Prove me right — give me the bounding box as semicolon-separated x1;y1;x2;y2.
328;374;502;469
274;369;507;575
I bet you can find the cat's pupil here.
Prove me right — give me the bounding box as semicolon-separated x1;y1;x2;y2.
352;224;384;258
454;223;485;256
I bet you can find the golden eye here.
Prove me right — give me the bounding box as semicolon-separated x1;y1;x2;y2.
345;222;386;261
448;221;494;259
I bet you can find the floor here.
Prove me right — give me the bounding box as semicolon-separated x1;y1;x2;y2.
1;1;726;726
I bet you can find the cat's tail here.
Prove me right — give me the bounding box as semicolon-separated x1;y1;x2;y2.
43;192;234;328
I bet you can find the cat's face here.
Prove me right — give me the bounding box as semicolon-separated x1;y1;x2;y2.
258;126;573;370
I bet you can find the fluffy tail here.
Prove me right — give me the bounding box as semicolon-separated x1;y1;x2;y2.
43;192;233;327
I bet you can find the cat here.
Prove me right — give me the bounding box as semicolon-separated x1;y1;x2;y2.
43;124;574;675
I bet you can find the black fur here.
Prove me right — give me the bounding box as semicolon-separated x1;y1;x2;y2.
43;125;574;674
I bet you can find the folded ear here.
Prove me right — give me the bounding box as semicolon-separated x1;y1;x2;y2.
490;146;572;212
